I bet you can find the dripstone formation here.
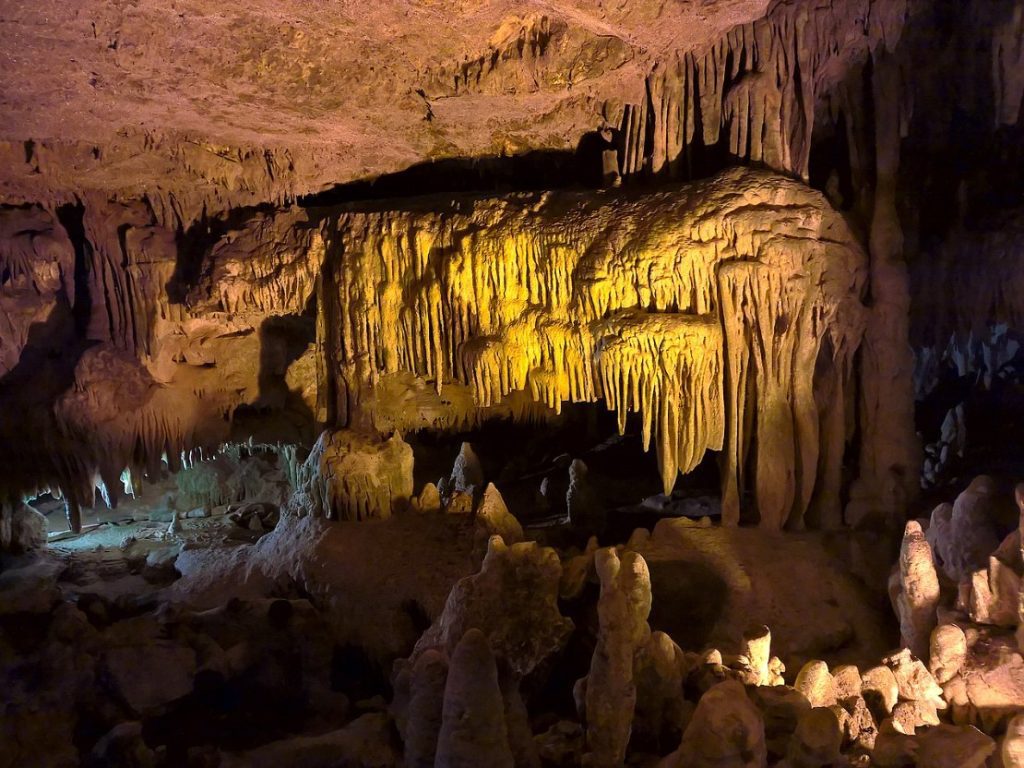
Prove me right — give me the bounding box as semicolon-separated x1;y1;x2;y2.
5;0;1024;766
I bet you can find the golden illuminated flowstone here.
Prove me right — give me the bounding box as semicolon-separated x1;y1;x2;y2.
320;168;868;529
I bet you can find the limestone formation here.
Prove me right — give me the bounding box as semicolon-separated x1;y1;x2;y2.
930;624;968;685
915;724;995;768
969;555;1022;627
794;661;836;708
633;630;687;750
831;665;864;703
4;2;1024;767
403;650;449;768
928;477;1004;582
296;430;414;521
741;625;774;688
884;649;946;712
414;537;573;677
1004;712;1024;768
449;442;484;495
474;484;524;546
325;168;867;529
580;548;652;767
566;459;602;530
786;707;843;768
862;665;900;719
435;629;514;768
893;520;941;659
0;502;47;553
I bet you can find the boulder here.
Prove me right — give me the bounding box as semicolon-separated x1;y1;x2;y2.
88;722;158;768
1003;712;1024;768
662;679;767;768
218;713;399;768
103;642;196;714
929;623;967;684
861;665;899;719
786;707;842;768
883;648;945;710
916;724;995;768
830;664;863;703
0;502;46;552
794;661;836;708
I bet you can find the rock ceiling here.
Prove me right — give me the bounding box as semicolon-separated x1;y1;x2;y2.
0;0;769;207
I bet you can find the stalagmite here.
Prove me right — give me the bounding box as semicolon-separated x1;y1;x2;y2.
474;484;524;546
450;443;484;495
894;521;941;660
296;430;414;521
929;477;1004;582
566;459;601;530
579;548;652;767
404;650;449;768
434;629;514;768
413;537;573;677
794;660;836;708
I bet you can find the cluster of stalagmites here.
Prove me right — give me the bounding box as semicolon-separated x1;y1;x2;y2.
386;521;1022;768
370;457;1024;767
7;427;1024;767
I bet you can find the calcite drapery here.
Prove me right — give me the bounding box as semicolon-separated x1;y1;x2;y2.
324;168;867;528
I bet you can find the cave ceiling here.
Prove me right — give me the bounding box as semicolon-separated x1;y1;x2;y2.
0;0;770;208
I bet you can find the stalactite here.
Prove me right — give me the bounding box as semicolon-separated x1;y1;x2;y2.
325;167;867;528
617;0;910;182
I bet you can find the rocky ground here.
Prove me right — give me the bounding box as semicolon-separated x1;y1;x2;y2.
4;434;1021;767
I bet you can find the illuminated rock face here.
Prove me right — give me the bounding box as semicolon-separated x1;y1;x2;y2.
0;168;864;530
324;168;867;528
